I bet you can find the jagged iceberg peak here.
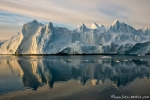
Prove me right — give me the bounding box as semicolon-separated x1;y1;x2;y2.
143;26;150;34
23;19;39;29
99;24;105;27
48;22;54;29
27;19;39;25
109;19;137;33
31;19;38;23
77;23;86;28
112;19;120;26
143;26;150;30
77;23;88;32
91;22;99;29
98;24;106;32
109;19;121;32
21;19;42;36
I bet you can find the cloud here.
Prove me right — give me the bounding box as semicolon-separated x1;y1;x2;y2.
0;11;34;26
0;0;108;26
97;3;128;20
0;11;74;28
0;10;75;40
0;0;150;40
0;24;21;41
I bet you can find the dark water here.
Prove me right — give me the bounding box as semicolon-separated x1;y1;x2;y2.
0;55;150;100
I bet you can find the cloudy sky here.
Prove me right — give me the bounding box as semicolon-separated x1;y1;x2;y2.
0;0;150;40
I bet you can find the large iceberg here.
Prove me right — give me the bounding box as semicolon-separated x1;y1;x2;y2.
0;19;150;55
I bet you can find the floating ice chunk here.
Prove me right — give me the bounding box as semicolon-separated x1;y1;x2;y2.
101;56;112;58
138;54;145;56
115;60;120;62
66;59;71;62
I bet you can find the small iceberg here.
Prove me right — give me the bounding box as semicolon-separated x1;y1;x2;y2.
140;59;143;61
66;59;72;62
138;54;145;56
115;60;120;62
101;56;112;58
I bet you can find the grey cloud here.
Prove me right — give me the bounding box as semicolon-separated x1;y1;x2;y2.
97;2;129;20
0;0;150;39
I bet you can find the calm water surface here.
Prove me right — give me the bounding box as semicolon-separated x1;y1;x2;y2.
0;55;150;100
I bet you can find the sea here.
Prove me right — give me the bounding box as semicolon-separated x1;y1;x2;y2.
0;55;150;100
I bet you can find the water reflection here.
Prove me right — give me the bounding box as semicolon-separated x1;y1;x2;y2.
0;56;150;91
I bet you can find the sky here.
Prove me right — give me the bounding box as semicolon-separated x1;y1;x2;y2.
0;0;150;41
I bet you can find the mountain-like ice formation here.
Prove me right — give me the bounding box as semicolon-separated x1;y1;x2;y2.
0;19;150;55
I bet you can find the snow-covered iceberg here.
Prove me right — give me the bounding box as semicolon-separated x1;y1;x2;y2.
0;19;150;55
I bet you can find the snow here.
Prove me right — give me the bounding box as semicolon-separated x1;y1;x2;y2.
0;19;150;54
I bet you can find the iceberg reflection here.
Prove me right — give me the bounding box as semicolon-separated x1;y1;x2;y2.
1;56;150;90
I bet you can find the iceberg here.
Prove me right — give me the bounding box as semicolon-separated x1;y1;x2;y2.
0;19;150;55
